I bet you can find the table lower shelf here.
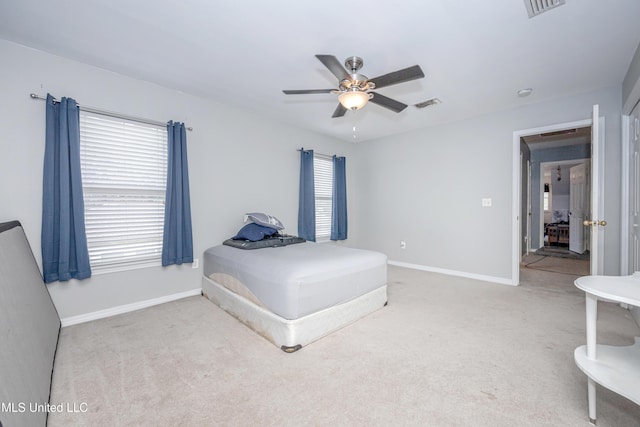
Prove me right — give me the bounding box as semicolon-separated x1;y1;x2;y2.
574;337;640;406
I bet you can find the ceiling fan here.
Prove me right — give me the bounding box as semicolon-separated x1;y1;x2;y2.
283;55;425;118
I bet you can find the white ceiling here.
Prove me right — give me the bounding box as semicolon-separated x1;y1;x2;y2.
1;0;639;142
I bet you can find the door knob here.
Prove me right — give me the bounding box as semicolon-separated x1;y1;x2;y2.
583;220;607;227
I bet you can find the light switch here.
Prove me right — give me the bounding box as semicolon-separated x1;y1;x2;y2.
482;198;492;207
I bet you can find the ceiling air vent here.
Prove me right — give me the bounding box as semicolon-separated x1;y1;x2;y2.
524;0;566;18
414;98;442;109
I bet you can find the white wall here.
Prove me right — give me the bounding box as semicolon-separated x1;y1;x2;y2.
0;40;356;320
351;86;623;281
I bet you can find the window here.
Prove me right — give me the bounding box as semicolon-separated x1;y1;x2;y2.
543;183;551;211
543;192;550;211
314;154;333;241
79;111;168;272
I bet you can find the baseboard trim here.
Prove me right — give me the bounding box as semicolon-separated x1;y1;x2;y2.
60;288;202;327
388;260;515;286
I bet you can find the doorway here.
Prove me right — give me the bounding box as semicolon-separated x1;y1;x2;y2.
512;106;605;285
519;127;592;287
512;119;604;285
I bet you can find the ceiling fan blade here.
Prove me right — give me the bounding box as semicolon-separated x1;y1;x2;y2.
369;92;408;113
283;89;334;95
332;103;347;118
369;65;425;89
316;55;350;82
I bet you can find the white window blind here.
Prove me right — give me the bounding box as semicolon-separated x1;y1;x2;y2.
79;111;168;272
314;155;333;241
543;192;550;211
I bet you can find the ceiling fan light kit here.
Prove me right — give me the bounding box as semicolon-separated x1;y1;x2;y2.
338;90;372;111
283;54;425;118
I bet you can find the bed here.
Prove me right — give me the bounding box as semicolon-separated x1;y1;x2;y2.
545;223;569;246
202;242;387;352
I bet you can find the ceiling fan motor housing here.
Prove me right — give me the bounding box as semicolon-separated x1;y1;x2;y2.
340;75;374;92
340;57;374;92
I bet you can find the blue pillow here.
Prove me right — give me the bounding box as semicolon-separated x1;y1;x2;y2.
232;223;279;242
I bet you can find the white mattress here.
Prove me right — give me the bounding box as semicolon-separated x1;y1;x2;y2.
203;242;387;320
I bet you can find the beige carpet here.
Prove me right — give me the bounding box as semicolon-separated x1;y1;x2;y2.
49;265;640;426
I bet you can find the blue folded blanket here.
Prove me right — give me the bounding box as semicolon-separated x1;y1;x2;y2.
232;223;279;242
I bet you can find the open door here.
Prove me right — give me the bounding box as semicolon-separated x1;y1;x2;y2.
569;162;588;254
526;159;532;255
586;105;606;275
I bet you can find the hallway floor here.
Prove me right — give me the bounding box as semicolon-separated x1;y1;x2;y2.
520;253;589;296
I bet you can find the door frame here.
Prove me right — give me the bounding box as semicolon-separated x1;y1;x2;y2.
621;113;631;275
512;117;597;285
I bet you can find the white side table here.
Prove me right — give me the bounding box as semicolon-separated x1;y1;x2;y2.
574;273;640;425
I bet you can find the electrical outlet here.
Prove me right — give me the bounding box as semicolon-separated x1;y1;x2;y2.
482;198;492;207
400;241;406;249
192;258;199;269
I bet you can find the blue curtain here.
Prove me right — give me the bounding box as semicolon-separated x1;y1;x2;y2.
331;155;348;240
41;94;91;283
298;149;316;241
162;121;193;266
